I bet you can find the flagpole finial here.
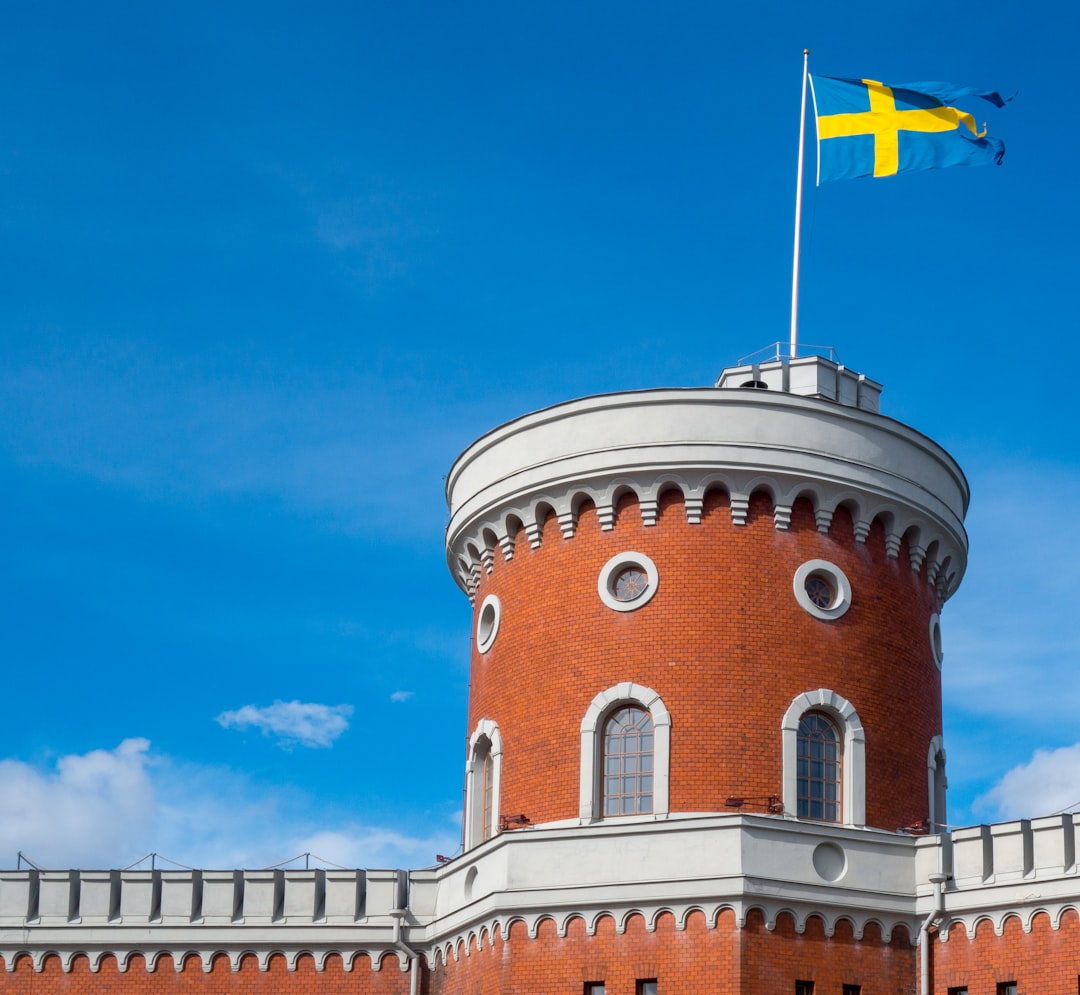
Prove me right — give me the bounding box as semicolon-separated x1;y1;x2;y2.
804;48;810;55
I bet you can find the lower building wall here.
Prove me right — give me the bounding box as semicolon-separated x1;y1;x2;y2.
0;953;408;994
428;911;740;995
427;909;916;995
931;908;1080;994
740;910;915;995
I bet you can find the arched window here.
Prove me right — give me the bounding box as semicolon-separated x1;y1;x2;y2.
781;689;865;826
602;706;654;816
465;720;502;849
579;683;671;822
928;736;947;833
477;738;495;839
797;712;842;822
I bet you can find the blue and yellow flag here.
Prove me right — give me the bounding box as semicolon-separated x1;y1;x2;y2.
811;76;1008;182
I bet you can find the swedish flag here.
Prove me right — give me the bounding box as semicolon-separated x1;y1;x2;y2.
811;76;1008;182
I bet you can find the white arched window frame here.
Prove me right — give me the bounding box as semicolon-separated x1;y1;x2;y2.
464;719;503;849
928;736;947;834
579;682;671;823
782;689;866;827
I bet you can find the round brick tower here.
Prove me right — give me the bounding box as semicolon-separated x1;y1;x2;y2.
445;356;967;847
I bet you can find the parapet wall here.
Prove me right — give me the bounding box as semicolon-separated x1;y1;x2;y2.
1;815;1077;978
0;867;411;974
445;386;969;601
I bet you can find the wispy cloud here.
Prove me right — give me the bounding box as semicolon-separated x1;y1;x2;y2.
0;740;458;870
390;690;414;703
216;700;353;748
291;828;453;870
0;353;471;536
975;742;1080;822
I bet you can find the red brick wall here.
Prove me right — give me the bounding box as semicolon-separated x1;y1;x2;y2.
0;952;409;993
467;488;942;832
740;909;916;995
426;907;919;995
931;909;1080;993
427;910;739;995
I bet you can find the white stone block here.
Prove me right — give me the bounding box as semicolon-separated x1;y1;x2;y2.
837;367;859;407
324;870;362;923
119;871;156;922
283;870;319;921
991;820;1033;881
0;872;33;922
1030;814;1073;875
241;870;280;922
952;825;993;884
201;870;239;923
37;870;74;923
78;871;117;922
159;871;196;923
364;869;405;917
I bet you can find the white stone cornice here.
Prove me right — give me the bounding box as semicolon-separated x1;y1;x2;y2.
0;867;416;974
445;388;969;599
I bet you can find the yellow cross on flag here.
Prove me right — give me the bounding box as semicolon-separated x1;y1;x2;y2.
810;76;1008;182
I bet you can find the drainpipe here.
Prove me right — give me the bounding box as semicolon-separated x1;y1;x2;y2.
389;907;420;995
920;872;948;995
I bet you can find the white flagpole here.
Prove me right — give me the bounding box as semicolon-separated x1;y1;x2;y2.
789;49;810;361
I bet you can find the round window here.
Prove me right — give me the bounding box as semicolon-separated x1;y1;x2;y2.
793;560;852;620
804;573;836;610
598;552;659;612
614;566;649;602
476;594;502;654
929;613;944;669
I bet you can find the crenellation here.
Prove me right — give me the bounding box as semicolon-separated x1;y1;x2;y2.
201;869;241;923
990;820;1034;882
952;824;994;885
78;870;118;922
37;871;76;924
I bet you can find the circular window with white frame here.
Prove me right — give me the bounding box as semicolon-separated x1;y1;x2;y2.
793;560;852;621
929;612;944;669
476;594;502;654
598;551;659;612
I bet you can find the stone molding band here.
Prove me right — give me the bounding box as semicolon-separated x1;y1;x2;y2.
448;466;967;604
444;389;969;603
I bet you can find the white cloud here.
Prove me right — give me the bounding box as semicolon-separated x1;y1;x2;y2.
0;740;459;870
0;739;157;868
292;828;455;870
975;742;1080;822
216;700;353;748
390;690;414;703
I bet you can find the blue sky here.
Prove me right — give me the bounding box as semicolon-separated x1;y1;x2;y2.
1;0;1076;869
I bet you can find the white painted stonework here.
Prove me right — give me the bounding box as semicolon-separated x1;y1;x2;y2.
3;814;1078;972
445;369;968;602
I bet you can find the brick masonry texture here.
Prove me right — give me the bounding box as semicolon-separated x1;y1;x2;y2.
0;953;408;993
467;490;943;830
425;909;917;995
931;909;1080;994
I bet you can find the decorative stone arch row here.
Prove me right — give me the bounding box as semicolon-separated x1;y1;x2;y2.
425;900;918;969
938;903;1080;941
0;945;403;974
449;470;965;604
